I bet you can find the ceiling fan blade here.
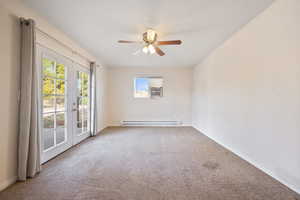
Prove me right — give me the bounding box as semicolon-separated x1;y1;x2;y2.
118;40;141;43
153;45;165;56
157;40;182;45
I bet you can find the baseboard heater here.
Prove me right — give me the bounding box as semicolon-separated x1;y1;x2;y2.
121;120;182;126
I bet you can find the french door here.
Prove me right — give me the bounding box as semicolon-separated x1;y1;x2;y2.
37;46;91;163
72;64;91;145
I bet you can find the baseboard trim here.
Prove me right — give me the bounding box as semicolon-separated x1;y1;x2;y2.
106;122;192;127
192;125;300;195
0;176;17;192
107;125;192;128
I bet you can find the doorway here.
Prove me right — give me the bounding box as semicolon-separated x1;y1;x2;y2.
37;46;91;163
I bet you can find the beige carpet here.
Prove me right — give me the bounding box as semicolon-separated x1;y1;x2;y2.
0;127;299;200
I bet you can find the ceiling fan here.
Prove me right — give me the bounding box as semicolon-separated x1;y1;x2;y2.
118;29;182;56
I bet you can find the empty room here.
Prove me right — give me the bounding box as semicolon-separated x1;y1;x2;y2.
0;0;300;199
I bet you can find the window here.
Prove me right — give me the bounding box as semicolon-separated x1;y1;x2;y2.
76;71;90;135
134;77;163;98
42;57;67;150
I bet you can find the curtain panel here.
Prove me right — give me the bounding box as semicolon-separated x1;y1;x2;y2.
90;62;98;136
18;18;41;181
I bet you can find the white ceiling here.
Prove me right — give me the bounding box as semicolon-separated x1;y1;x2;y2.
24;0;273;68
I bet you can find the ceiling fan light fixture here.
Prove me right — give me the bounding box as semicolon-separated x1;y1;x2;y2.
148;44;156;54
147;29;156;42
118;29;181;56
142;46;149;54
144;29;157;43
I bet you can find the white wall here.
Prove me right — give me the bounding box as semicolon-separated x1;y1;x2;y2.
96;67;108;131
192;0;300;193
0;3;20;192
0;0;107;191
107;67;192;126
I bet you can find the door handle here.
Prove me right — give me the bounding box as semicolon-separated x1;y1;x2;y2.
72;102;77;112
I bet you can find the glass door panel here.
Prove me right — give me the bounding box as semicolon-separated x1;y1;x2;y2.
42;56;68;151
38;46;73;163
43;113;54;150
72;66;91;145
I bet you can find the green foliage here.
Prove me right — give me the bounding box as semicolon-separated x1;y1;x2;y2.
56;80;65;95
42;58;89;132
43;77;55;95
42;58;65;96
43;58;55;77
56;64;65;79
78;71;89;97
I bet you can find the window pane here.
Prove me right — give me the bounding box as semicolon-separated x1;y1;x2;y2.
43;77;55;95
56;80;65;95
56;128;65;144
77;72;82;95
56;112;65;144
42;58;55;77
56;63;65;79
83;109;88;120
82;72;88;80
77;108;83;123
77;122;83;135
43;96;55;113
44;129;54;150
134;78;149;98
56;112;65;128
77;121;83;129
83;120;88;132
77;72;89;97
56;97;65;112
82;73;89;97
76;70;90;135
82;108;89;133
82;97;89;109
43;113;54;129
43;113;54;150
77;97;82;110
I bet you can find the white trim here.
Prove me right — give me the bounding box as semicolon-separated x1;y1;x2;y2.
72;64;91;144
192;124;300;195
107;121;191;127
36;43;91;70
35;27;93;63
133;76;164;99
122;120;181;126
37;46;73;164
0;176;17;192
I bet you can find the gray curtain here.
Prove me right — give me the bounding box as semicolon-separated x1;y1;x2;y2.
18;18;41;181
90;62;97;136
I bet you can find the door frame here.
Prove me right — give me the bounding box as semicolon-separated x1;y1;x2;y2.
71;63;91;145
37;45;91;163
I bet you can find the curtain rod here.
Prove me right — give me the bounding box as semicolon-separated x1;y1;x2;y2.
35;27;95;64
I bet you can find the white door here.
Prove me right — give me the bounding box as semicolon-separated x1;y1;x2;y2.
71;64;91;145
37;46;91;163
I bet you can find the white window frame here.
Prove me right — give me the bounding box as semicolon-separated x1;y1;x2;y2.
133;76;163;99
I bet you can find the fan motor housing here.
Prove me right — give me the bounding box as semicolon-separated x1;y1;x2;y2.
143;32;157;44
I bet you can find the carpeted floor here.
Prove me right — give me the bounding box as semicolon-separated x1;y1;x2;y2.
0;127;299;200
